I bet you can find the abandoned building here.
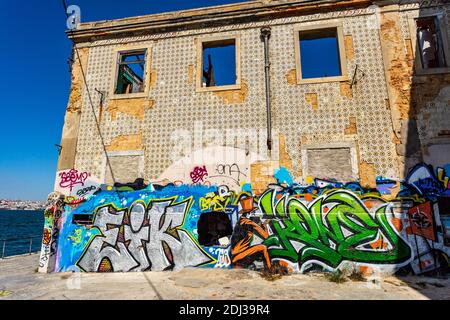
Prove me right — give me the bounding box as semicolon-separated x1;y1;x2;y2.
39;0;450;275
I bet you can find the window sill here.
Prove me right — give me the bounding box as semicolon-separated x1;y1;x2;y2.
196;83;241;93
296;75;349;85
109;92;148;100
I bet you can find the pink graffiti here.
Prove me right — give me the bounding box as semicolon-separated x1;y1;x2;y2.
59;169;90;192
190;166;208;184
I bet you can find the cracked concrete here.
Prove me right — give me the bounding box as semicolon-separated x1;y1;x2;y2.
0;254;449;300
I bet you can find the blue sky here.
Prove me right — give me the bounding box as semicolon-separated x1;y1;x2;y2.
300;35;341;78
0;0;244;201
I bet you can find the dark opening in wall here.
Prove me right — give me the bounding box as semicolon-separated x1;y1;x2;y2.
197;211;233;247
299;28;342;79
72;214;94;225
416;16;447;69
115;50;146;94
202;39;236;87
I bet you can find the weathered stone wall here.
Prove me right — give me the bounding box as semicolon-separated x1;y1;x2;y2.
380;1;450;178
57;47;89;171
61;0;449;186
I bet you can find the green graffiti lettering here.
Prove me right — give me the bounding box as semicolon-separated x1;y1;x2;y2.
263;190;411;270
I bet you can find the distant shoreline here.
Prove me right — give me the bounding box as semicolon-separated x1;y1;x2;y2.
0;209;44;212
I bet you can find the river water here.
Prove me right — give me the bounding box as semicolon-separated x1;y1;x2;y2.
0;210;44;257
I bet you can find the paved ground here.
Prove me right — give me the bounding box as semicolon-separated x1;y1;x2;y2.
0;254;449;300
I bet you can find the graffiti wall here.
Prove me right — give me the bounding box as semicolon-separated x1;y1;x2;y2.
157;146;266;192
41;163;450;276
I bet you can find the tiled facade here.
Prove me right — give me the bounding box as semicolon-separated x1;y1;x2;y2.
60;0;450;186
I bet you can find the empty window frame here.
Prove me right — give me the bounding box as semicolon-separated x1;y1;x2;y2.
416;16;448;70
196;35;241;91
294;24;348;84
114;50;147;95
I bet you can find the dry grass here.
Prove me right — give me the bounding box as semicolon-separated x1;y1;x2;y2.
348;269;366;282
325;270;347;283
260;261;290;281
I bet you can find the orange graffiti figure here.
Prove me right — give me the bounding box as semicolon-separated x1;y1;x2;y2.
231;197;272;270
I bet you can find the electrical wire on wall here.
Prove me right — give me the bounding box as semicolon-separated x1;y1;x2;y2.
61;0;123;202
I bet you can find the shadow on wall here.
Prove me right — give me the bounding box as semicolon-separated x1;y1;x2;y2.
384;0;450;282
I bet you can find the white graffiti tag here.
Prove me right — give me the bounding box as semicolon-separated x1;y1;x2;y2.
77;199;211;272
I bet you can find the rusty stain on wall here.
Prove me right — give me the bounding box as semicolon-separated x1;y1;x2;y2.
344;116;357;135
251;160;278;195
286;69;297;85
340;82;353;99
359;161;376;188
150;69;157;88
188;64;194;84
344;35;354;60
57;47;90;171
305;93;318;110
212;80;248;104
279;134;293;171
107;98;155;121
106;133;143;152
66;47;90;113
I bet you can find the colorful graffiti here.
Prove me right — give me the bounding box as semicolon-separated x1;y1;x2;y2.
41;162;449;276
58;169;90;192
190;166;209;184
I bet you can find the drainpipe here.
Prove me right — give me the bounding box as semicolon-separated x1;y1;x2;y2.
261;27;272;151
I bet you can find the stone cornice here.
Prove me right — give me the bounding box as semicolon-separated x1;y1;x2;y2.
68;0;377;43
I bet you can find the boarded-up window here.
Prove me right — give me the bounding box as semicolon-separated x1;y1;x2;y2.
307;148;353;182
105;155;143;185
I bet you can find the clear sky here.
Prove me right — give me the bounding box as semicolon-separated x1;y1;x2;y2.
0;0;245;201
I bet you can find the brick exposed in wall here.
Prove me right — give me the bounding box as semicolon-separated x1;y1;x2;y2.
286;69;297;85
359;161;376;188
250;161;278;195
188;65;194;84
66;47;89;113
106;133;143;152
212;80;248;104
377;6;450;176
305;93;318;110
344;35;354;61
278;134;293;171
344;116;357;135
57;47;89;171
150;69;157;88
107;98;155;121
379;8;415;177
340;82;353;99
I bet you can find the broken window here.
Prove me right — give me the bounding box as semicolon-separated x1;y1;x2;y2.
416;16;447;69
298;28;342;79
115;50;146;94
197;211;233;247
72;214;94;225
201;39;237;87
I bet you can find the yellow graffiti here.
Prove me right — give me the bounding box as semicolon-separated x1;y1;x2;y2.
199;194;231;211
437;167;449;189
0;290;12;297
69;229;82;244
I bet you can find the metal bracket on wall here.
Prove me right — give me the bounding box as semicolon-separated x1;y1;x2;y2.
350;64;365;89
55;144;63;156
